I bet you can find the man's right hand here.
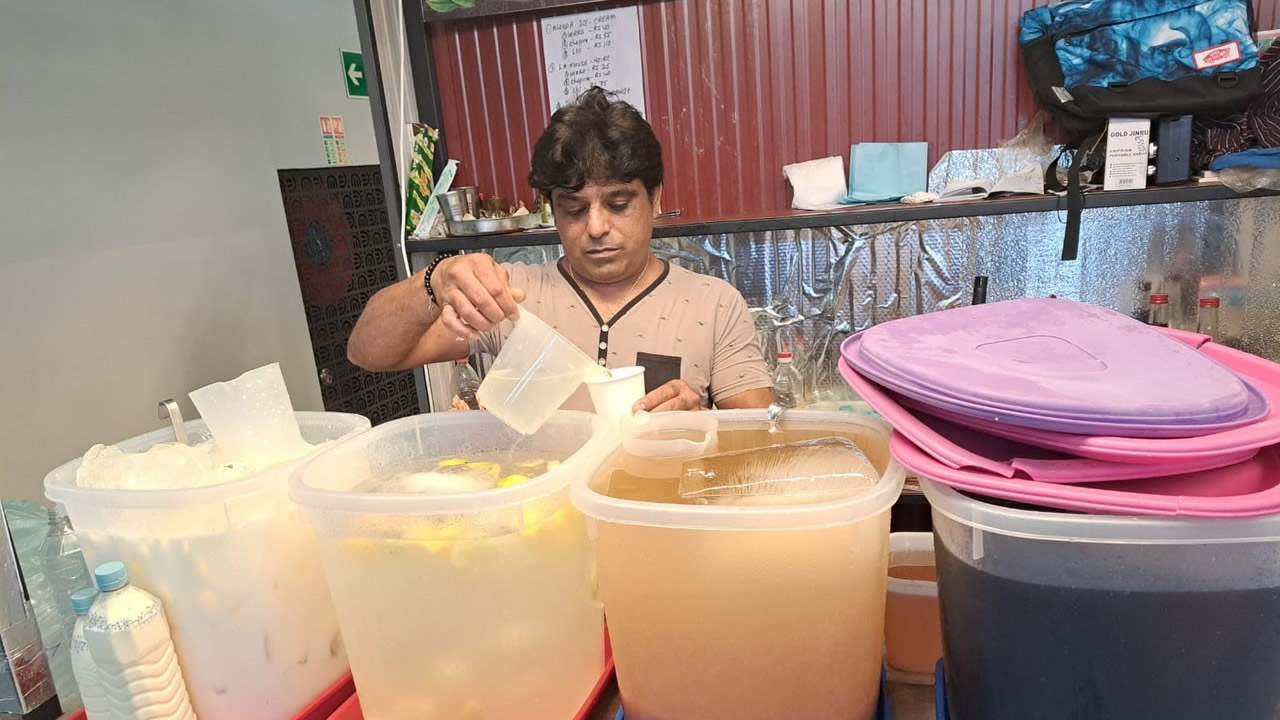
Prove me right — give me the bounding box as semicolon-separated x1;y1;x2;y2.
429;254;527;340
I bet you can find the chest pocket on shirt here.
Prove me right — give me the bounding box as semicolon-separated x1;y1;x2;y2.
636;352;681;394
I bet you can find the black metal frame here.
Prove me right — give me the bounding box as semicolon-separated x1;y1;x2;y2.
405;183;1280;253
422;0;608;22
352;0;433;412
402;0;448;173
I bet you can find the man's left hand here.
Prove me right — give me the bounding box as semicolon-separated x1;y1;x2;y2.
633;379;703;413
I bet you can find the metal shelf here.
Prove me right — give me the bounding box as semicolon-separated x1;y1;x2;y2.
404;183;1280;254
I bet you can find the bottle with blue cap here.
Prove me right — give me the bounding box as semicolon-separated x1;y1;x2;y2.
69;587;111;720
84;561;196;720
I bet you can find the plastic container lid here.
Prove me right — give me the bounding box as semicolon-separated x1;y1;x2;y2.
44;412;370;510
70;588;98;615
842;298;1262;437
94;561;129;592
890;330;1280;464
291;410;610;521
900;435;1280;518
838;358;1257;482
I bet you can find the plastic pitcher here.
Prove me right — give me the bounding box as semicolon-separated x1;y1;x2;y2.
572;410;905;720
477;310;608;435
44;411;368;720
290;411;610;720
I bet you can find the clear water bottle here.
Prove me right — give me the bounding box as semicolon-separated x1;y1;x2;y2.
771;351;805;408
453;358;481;410
39;508;90;711
40;508;92;640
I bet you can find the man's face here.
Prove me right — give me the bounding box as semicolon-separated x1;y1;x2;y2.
552;180;660;285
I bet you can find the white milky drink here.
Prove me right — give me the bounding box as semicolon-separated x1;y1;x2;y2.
44;412;368;720
69;588;110;720
84;562;197;720
75;509;346;720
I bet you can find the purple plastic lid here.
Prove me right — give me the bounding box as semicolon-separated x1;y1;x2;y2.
885;331;1280;464
838;358;1258;483
844;298;1260;436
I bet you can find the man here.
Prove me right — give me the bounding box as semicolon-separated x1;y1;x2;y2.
348;87;773;412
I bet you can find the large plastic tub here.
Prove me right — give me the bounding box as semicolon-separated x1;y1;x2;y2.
290;411;609;720
573;410;906;720
922;478;1280;720
44;411;368;720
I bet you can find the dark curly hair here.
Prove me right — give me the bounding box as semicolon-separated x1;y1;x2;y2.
528;87;663;199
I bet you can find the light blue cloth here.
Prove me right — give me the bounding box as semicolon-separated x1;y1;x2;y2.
842;142;930;204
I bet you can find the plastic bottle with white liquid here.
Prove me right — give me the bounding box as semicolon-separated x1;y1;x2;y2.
84;562;197;720
69;588;111;720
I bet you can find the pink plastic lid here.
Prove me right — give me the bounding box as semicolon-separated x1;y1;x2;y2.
893;433;1280;518
844;298;1263;436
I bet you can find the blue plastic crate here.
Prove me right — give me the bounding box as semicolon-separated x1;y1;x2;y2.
934;661;950;720
613;669;893;720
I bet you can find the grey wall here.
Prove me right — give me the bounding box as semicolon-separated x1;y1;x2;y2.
1;0;379;501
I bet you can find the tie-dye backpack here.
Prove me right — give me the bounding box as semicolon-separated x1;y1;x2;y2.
1020;0;1263;132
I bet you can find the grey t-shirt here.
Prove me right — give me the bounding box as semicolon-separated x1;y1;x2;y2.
474;259;772;410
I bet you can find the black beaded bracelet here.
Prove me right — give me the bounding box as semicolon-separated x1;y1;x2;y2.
423;252;456;305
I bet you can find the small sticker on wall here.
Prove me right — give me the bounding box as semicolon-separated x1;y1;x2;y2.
320;115;348;166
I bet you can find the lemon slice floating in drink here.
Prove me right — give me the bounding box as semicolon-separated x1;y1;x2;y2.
497;473;532;488
466;461;502;478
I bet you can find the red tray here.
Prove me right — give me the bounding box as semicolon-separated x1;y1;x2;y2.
69;631;615;720
328;631;616;720
66;673;356;720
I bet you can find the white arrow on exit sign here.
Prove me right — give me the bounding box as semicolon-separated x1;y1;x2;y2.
340;49;368;99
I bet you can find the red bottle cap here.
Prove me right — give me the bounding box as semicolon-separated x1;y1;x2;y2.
1149;294;1170;304
1199;297;1221;308
777;351;793;360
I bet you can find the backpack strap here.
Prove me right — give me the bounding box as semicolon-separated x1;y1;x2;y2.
1045;132;1104;262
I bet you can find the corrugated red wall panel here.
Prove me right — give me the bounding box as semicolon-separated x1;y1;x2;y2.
430;0;1280;221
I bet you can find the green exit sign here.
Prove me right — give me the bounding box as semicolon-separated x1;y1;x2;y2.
341;49;367;99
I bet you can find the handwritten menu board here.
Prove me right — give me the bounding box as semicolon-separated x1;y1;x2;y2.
541;7;646;117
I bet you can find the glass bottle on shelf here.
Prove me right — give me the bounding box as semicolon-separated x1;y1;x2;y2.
1134;280;1153;323
1148;294;1170;328
1196;297;1220;341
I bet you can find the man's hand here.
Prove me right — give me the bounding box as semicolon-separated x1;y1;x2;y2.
633;379;703;413
430;254;527;340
